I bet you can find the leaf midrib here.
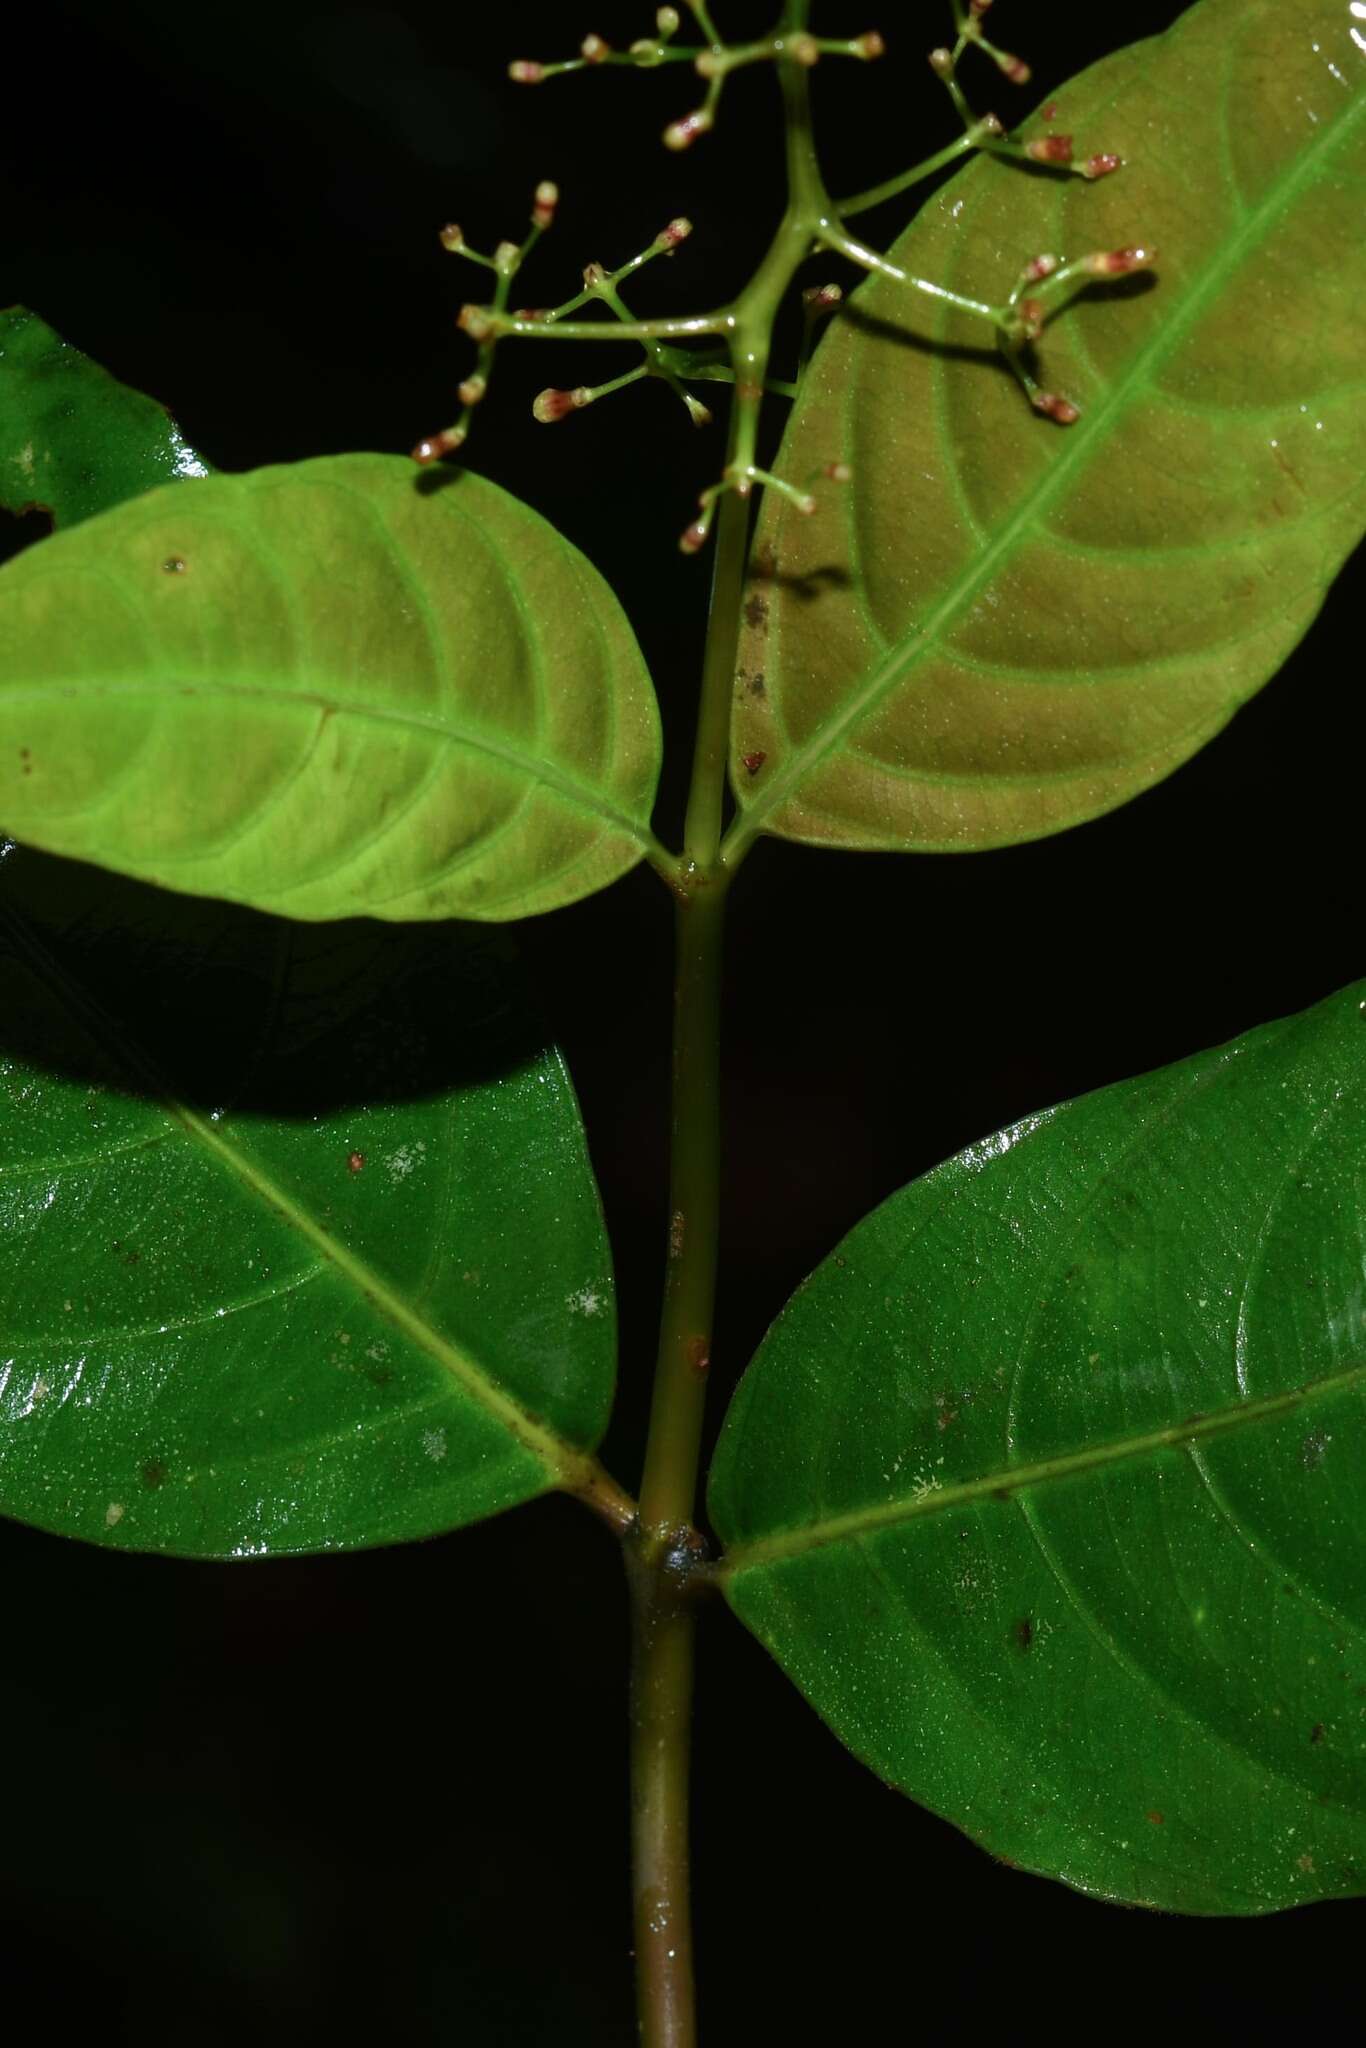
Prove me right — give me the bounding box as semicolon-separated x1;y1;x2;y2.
0;670;657;856
718;1360;1366;1579
730;48;1364;842
0;895;594;1490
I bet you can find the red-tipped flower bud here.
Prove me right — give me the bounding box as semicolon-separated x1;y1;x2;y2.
999;52;1031;84
1026;134;1074;164
531;180;559;229
853;32;885;59
824;462;853;484
1087;245;1157;275
969;0;993;15
679;519;709;555
508;60;545;84
1083;152;1123;180
1017;298;1044;340
532;386;593;424
803;282;844;311
1022;253;1059;282
1032;391;1081;425
411;427;466;464
580;33;610;62
658;216;693;249
438;222;464;252
663;107;713;150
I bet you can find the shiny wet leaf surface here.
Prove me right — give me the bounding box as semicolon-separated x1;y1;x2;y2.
0;847;615;1555
0;306;210;528
712;982;1366;1912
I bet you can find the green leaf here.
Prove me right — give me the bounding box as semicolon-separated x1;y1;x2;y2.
710;984;1366;1913
731;0;1366;853
0;843;617;1556
0;307;210;528
0;453;662;921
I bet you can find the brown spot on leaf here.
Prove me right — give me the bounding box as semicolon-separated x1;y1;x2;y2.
141;1460;168;1490
1146;1810;1165;1826
1015;1618;1034;1652
347;1150;366;1173
162;555;187;574
1311;1723;1326;1745
743;592;770;632
741;751;767;777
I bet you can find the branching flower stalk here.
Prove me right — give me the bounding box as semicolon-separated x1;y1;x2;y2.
413;8;1152;2043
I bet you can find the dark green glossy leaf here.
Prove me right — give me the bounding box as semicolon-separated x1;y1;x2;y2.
0;845;616;1556
0;453;662;921
711;984;1366;1912
0;307;210;528
732;0;1366;852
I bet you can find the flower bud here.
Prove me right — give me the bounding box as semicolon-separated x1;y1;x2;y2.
459;304;495;340
531;180;559;229
658;217;693;248
1082;152;1123;179
508;60;545;84
411;427;466;463
853;32;885;59
1031;391;1081;425
1086;245;1156;275
663;107;713;150
438;222;464;252
532;386;592;423
1025;134;1074;164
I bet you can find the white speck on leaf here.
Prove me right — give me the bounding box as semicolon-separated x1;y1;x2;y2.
105;1502;125;1527
566;1286;604;1317
422;1428;448;1462
385;1140;428;1183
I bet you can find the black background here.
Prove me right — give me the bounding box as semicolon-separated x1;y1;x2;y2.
3;1;1362;2038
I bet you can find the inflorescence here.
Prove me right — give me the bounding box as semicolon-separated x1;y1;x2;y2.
413;1;1155;553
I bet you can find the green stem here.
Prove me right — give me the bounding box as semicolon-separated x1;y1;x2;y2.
628;1546;698;2048
627;18;824;2043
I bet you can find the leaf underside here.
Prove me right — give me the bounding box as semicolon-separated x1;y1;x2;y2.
0;306;210;529
733;0;1366;851
0;846;615;1557
711;983;1366;1914
0;454;662;921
